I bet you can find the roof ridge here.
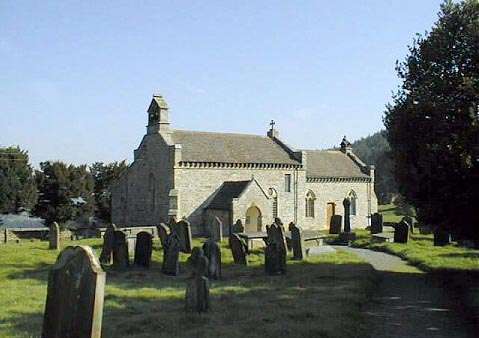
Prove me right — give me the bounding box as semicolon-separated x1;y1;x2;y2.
172;129;270;139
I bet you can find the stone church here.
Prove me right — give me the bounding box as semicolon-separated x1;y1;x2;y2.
111;95;378;235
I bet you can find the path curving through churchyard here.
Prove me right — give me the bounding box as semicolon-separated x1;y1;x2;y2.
333;246;476;338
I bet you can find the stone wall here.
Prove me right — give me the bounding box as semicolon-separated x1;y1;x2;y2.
302;180;378;230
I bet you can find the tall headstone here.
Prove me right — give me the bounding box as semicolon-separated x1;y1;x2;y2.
394;221;409;243
49;222;60;251
42;246;106;338
265;223;287;275
177;220;192;253
371;213;383;234
112;230;129;269
229;234;248;265
157;223;170;248
211;216;223;242
162;233;180;275
330;215;342;234
343;199;351;233
185;247;210;313
290;223;306;260
232;219;244;234
99;224;116;265
434;228;451;246
202;239;222;280
134;231;153;267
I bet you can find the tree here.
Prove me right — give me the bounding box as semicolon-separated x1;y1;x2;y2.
90;161;128;222
34;161;94;225
384;0;479;240
0;147;37;214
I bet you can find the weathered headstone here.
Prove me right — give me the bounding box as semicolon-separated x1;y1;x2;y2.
290;223;306;260
394;221;409;243
162;233;180;275
112;230;129;269
49;221;60;251
211;216;223;242
185;247;210;313
134;231;153;267
157;223;170;248
202;239;222;280
371;213;383;234
229;234;248;265
330;215;342;234
265;223;287;275
232;219;244;234
42;246;106;338
177;220;192;253
434;228;451;246
99;223;116;265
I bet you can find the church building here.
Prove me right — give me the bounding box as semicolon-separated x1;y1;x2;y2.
111;95;378;235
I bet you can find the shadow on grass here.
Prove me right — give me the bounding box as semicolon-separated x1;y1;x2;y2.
439;252;479;259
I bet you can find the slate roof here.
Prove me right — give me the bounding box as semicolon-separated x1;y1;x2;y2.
304;150;369;179
170;130;300;165
206;181;251;210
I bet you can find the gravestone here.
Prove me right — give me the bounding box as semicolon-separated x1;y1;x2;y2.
232;219;244;234
99;224;116;265
42;246;106;338
290;223;306;260
371;213;383;234
329;215;342;234
157;223;170;248
229;234;248;265
134;231;153;267
162;233;180;275
112;230;129;269
211;216;223;242
394;221;409;243
49;221;60;251
402;216;414;234
185;247;210;313
265;223;287;275
434;229;451;246
202;239;222;280
343;199;351;233
177;220;192;253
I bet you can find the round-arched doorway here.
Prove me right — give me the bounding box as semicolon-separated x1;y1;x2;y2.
245;206;262;232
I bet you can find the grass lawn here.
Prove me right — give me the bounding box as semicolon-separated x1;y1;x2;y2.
378;203;404;223
352;230;479;272
0;238;374;338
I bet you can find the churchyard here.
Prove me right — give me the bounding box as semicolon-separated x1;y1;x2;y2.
0;236;374;338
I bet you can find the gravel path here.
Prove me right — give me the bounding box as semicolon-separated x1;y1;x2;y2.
332;246;476;338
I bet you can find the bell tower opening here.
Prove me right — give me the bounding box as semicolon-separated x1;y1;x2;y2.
147;94;170;134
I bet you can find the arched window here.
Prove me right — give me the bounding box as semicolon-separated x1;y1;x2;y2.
268;188;278;219
305;190;315;218
347;190;357;215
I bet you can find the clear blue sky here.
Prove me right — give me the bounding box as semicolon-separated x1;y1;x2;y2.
1;0;444;168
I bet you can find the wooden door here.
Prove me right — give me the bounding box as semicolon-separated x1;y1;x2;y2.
326;203;335;230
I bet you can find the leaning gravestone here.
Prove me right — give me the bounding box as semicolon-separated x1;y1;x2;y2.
185;247;210;313
162;233;180;275
371;213;383;234
157;223;170;248
290;223;306;260
394;221;409;243
112;230;129;269
265;223;287;275
134;231;153;267
42;246;106;338
211;217;223;242
177;220;192;253
49;222;60;251
202;239;222;280
329;215;342;234
434;229;451;246
99;224;116;265
229;234;248;265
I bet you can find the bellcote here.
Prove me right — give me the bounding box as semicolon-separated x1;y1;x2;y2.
147;94;170;134
340;136;352;154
